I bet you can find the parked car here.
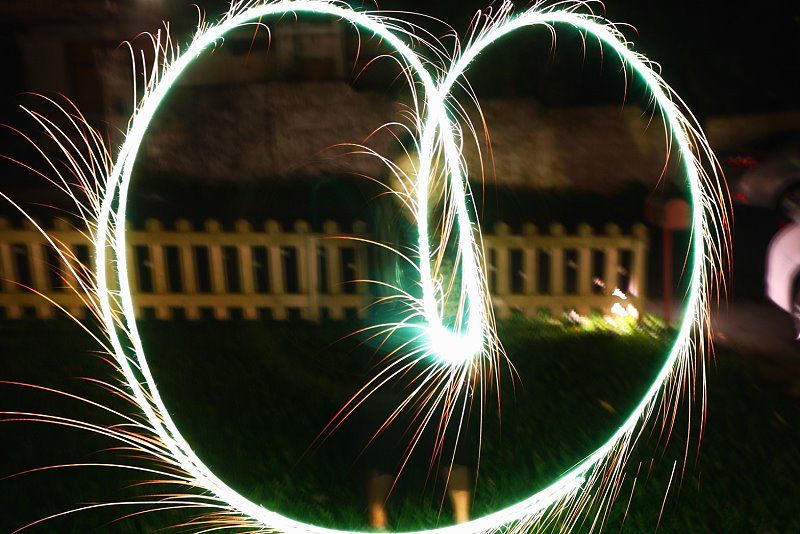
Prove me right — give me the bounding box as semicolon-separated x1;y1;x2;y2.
765;221;800;340
724;134;800;216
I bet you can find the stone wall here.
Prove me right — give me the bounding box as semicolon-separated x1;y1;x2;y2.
139;81;670;191
462;100;668;191
705;110;800;151
141;82;398;181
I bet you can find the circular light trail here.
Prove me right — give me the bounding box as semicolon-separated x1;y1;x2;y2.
83;1;726;532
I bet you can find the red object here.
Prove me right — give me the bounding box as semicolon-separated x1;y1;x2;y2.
724;155;763;169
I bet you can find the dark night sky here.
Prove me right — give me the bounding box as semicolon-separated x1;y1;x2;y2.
372;0;800;116
2;0;798;117
180;0;800;115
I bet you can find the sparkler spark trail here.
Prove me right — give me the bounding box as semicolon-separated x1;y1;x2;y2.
1;0;729;532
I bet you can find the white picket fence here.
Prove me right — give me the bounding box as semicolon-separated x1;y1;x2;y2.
0;217;647;321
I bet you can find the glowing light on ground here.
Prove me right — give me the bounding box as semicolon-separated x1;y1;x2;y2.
0;1;729;532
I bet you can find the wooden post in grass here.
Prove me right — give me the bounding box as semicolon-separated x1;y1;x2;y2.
645;196;690;324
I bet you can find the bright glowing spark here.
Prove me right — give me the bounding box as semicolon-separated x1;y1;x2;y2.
1;0;730;533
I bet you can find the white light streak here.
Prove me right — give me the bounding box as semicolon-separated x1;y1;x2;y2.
2;1;729;532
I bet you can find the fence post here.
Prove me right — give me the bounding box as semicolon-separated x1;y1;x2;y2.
576;223;593;311
630;223;648;305
603;223;621;303
0;218;22;318
29;244;54;318
176;219;199;319
549;223;565;299
205;219;228;320
522;223;538;299
145;218;169;319
494;222;511;295
0;219;15;295
323;220;343;319
493;222;511;319
16;221;48;318
23;220;47;288
53;218;82;318
295;220;319;322
0;219;7;290
266;219;287;320
353;220;368;318
236;219;257;320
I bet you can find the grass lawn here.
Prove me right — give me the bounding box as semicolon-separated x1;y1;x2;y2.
1;317;798;533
